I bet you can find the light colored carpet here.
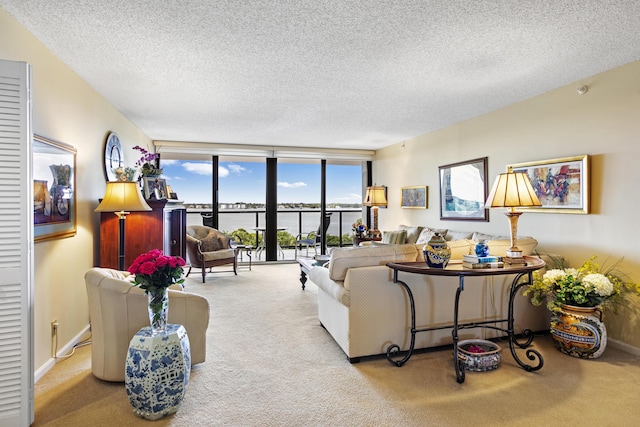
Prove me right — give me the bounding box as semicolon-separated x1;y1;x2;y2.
34;263;640;426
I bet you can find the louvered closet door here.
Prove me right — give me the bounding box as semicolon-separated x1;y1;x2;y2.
0;59;34;426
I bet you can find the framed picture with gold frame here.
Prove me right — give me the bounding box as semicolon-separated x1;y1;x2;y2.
401;186;428;208
508;155;590;214
33;135;77;242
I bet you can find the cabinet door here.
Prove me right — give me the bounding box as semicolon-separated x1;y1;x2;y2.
168;208;186;258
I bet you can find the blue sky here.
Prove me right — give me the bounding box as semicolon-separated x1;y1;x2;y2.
161;160;363;205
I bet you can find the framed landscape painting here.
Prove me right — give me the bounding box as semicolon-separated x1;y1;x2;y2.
439;157;488;221
508;155;590;214
401;186;427;208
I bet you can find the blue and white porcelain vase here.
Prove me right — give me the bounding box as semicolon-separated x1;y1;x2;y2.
475;240;490;257
423;233;451;268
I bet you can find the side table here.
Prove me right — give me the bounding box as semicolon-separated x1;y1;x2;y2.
385;257;545;383
298;257;329;290
233;244;252;270
125;324;191;420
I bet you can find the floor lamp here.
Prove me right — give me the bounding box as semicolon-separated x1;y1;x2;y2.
363;185;387;238
95;181;151;270
485;169;541;263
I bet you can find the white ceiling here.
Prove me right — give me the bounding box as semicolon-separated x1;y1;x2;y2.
3;1;640;150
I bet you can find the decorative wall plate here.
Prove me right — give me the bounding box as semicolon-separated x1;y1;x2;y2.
104;132;123;181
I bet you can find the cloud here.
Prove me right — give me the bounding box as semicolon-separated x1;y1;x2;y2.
227;164;247;174
181;162;248;178
182;162;213;176
278;181;307;188
334;193;362;203
161;159;178;165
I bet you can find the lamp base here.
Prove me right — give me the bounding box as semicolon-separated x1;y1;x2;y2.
504;256;527;265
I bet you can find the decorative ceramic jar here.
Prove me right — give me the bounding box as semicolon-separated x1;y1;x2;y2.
125;324;191;420
475;240;490;257
148;287;169;335
423;232;451;268
550;304;607;359
457;339;502;372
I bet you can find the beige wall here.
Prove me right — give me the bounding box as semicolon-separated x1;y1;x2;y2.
0;9;152;374
375;60;640;349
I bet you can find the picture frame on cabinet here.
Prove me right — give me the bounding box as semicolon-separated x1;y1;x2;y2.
508;155;590;214
439;157;489;221
143;177;168;200
33;134;77;242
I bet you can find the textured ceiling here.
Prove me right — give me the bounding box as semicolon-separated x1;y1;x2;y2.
3;1;640;150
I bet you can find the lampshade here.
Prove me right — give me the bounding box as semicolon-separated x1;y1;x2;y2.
485;171;541;209
95;181;152;213
363;185;388;207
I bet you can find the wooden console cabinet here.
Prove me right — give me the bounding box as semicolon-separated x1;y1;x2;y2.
99;199;186;270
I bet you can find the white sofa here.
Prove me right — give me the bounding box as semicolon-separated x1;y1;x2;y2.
85;267;210;381
308;234;550;362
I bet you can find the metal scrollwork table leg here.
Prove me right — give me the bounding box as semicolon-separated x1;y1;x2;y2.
385;269;544;384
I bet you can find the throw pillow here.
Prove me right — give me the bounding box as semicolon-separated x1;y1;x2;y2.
382;230;407;245
398;225;424;244
200;233;224;252
415;227;448;244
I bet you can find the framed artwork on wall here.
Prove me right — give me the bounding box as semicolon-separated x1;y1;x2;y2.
33;134;77;242
401;186;428;208
439;157;488;221
508;155;590;214
143;177;168;200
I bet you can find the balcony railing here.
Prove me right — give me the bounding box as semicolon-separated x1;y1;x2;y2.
187;208;364;261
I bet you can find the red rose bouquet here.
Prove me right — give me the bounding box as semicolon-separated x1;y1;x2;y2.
128;249;186;293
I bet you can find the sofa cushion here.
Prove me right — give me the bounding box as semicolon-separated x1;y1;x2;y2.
485;237;538;257
398;225;424;244
382;229;407;245
329;244;418;281
445;230;474;241
308;267;351;306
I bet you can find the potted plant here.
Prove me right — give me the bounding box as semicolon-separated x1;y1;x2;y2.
133;145;163;177
525;255;638;358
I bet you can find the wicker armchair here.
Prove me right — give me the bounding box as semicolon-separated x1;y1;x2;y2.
186;225;238;282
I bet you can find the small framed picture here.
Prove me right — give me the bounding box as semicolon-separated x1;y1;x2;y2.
401;186;428;208
166;184;178;200
143;177;168;200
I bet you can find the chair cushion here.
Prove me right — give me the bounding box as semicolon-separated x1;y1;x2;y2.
203;248;236;261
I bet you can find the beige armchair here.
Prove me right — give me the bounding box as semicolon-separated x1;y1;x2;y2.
85;267;210;382
186;225;238;282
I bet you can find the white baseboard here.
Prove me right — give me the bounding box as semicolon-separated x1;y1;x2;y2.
34;324;91;383
608;338;640;356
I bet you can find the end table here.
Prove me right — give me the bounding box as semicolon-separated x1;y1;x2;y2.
125;324;191;420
